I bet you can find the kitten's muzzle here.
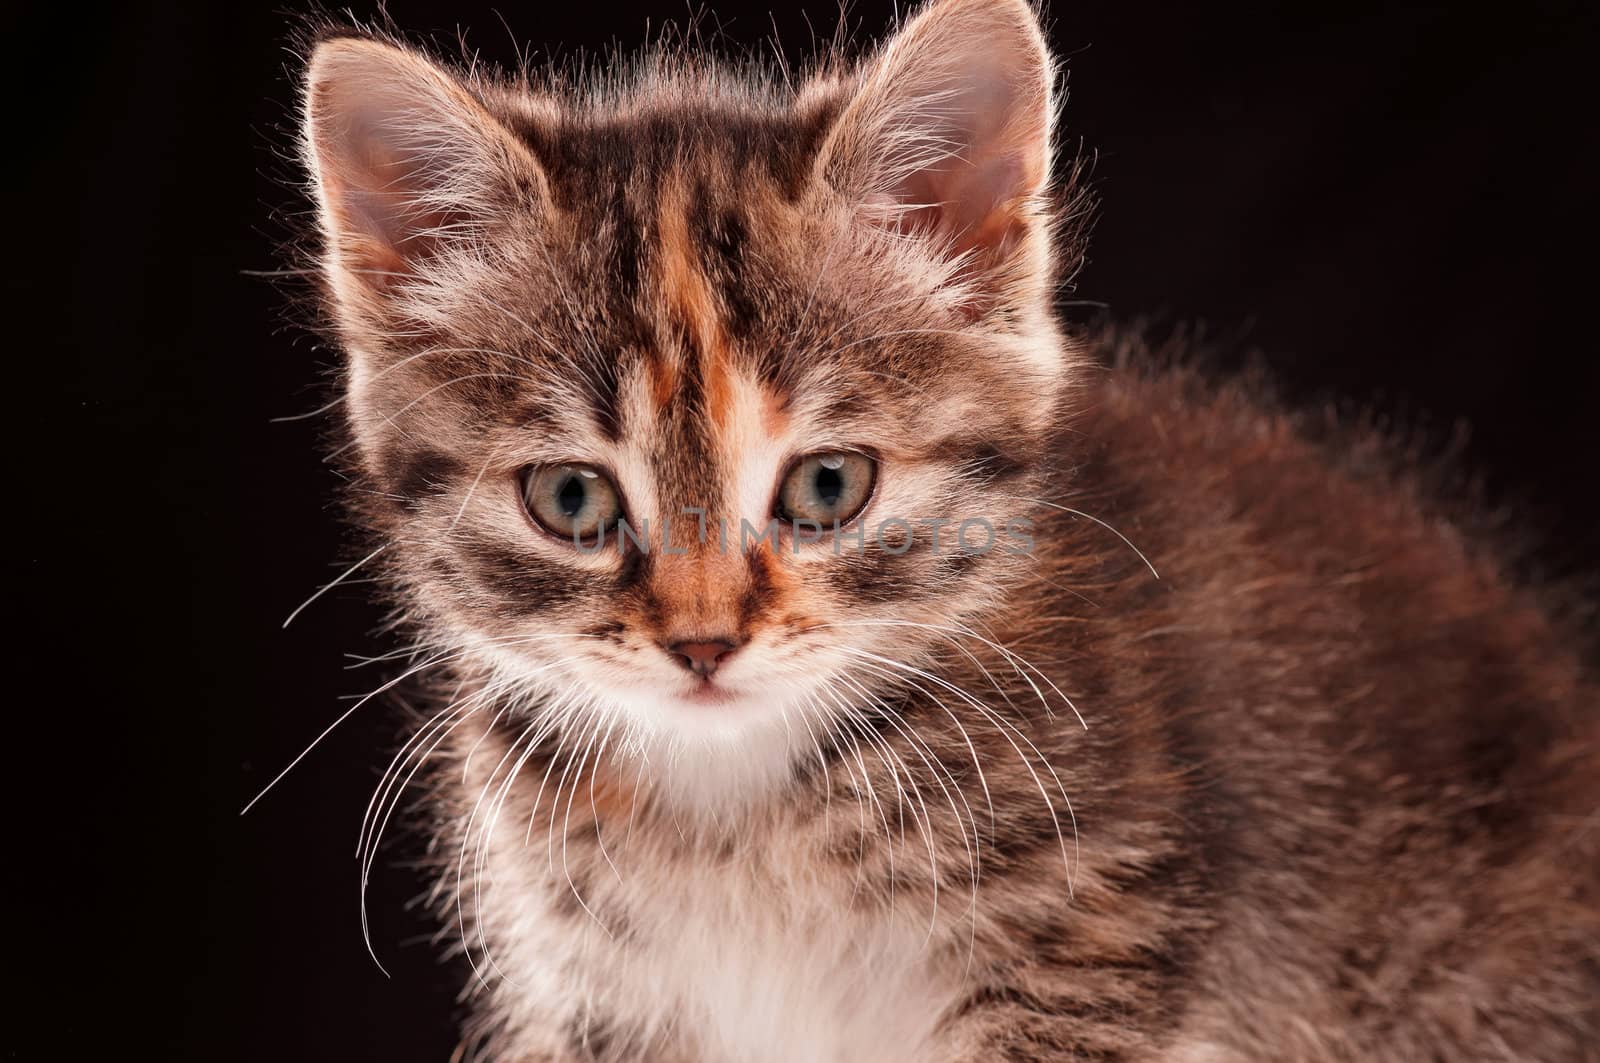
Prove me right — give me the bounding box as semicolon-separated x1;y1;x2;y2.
665;638;740;679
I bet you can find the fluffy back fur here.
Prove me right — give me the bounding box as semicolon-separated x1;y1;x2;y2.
291;1;1600;1059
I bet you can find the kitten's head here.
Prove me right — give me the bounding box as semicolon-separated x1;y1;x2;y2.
301;0;1083;801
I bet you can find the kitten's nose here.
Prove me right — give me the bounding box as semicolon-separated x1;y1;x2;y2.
666;638;739;678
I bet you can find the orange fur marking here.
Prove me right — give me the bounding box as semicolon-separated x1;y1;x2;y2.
583;765;644;826
650;545;746;638
647;354;677;409
658;182;735;428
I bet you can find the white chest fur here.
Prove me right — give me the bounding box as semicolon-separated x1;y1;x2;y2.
619;883;959;1063
478;826;965;1063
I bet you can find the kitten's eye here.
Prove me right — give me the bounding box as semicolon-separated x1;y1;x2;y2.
775;452;877;526
520;464;623;542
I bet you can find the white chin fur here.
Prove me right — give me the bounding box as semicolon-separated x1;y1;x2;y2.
600;685;825;813
645;716;813;811
468;633;828;813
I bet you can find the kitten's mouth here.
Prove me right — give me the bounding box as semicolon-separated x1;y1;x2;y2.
679;679;742;706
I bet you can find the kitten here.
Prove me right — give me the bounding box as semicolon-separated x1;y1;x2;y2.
295;0;1599;1058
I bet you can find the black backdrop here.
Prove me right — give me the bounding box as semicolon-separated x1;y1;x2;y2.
24;0;1596;1058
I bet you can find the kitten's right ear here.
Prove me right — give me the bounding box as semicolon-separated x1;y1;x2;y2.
302;37;541;300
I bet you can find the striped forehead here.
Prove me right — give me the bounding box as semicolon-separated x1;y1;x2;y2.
496;114;1012;496
508;103;837;421
612;182;789;520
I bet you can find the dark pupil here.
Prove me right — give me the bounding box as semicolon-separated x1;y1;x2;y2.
556;475;587;518
813;464;844;507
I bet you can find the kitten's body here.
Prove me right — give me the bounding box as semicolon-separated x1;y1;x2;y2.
438;357;1598;1062
295;1;1599;1059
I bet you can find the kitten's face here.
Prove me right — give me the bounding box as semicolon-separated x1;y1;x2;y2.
304;0;1074;795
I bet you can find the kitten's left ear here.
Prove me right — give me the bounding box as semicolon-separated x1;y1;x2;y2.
815;0;1057;314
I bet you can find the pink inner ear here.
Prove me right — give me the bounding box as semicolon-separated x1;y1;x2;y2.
307;40;532;288
893;151;1029;242
890;52;1045;238
820;0;1053;310
319;112;455;280
313;94;449;281
879;87;1043;315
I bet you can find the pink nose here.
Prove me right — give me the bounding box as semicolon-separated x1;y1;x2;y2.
666;639;738;678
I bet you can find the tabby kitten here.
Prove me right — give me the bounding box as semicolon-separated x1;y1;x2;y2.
296;0;1599;1059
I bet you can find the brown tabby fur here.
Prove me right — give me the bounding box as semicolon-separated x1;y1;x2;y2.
292;1;1600;1059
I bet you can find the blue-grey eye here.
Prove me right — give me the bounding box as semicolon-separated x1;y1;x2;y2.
776;452;876;525
521;464;623;542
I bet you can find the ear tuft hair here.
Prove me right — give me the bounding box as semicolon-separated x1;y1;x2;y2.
302;37;541;297
815;0;1059;315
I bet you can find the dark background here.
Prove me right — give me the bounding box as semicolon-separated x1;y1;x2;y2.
22;0;1595;1058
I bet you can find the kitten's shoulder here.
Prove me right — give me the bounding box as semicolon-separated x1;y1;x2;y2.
1065;327;1587;610
1051;324;1596;704
1051;325;1597;745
